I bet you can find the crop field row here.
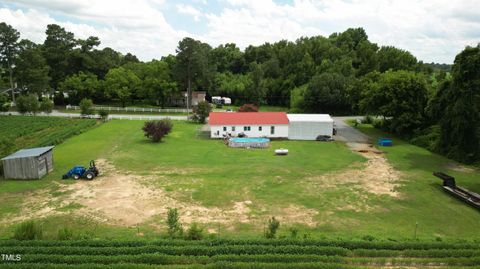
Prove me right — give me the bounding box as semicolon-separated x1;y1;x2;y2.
0;116;97;159
1;240;480;268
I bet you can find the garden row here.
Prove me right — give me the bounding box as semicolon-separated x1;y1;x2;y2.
1;240;480;268
0;116;97;158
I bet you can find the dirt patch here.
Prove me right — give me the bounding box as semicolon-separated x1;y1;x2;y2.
3;159;318;228
445;162;475;173
307;143;401;200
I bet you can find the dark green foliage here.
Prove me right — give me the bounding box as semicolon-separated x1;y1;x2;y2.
13;221;43;240
265;217;280;239
142;119;173;142
79;98;94;116
16;94;40;114
40;99;54;113
377;46;418;72
57;227;75;240
360;70;428;137
435;45;480;163
191;101;211;124
167;208;183;238
303;73;350;114
98;109;109;121
16;44;50;94
0;93;10;111
185;223;204;241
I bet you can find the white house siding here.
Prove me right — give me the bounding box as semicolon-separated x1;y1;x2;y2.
210;124;288;139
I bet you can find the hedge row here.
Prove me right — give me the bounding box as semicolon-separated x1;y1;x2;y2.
1;239;478;250
0;254;345;265
0;262;359;269
0;246;349;256
352;248;480;258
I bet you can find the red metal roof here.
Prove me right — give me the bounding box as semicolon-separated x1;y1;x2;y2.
209;112;289;125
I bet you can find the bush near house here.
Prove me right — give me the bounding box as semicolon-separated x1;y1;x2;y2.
142;119;173;142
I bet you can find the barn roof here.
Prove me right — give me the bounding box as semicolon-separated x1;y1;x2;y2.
287;114;333;123
209;112;289;125
1;146;54;160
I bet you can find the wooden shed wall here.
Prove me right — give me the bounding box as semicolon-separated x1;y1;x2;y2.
2;157;38;179
2;149;54;179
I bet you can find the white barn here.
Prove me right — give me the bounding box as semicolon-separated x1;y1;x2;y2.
209;112;289;138
287;114;334;140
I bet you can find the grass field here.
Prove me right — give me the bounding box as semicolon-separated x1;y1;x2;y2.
0;118;479;241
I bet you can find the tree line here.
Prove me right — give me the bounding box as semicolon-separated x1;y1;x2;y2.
1;22;478;164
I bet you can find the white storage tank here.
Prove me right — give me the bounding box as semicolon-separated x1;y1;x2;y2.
287;114;334;140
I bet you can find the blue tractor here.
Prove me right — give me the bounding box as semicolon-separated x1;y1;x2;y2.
62;160;99;180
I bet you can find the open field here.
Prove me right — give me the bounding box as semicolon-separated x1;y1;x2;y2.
2;239;480;268
0;119;479;241
0;116;98;158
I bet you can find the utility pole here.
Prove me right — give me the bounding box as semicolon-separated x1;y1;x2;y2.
8;62;15;105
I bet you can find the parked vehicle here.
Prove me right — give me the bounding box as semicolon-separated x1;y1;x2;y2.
62;160;99;180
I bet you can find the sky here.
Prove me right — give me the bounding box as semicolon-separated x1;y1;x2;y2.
0;0;479;64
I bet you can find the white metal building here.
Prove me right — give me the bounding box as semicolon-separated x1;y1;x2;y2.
287;114;334;140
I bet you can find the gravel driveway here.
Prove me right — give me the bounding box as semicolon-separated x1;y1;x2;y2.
332;116;370;143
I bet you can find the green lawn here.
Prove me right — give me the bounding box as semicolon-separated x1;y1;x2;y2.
0;119;479;241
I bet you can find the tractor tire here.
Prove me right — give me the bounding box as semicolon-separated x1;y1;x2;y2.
85;171;95;180
73;174;80;180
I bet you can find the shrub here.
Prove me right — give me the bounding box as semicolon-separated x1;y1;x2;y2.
362;115;373;124
40;99;54;113
238;104;258;112
167;208;182;238
265;217;280;239
142;119;173;142
0;93;10;112
192;101;211;124
13;220;43;240
53;91;66;106
98;109;109;122
79;98;94;116
185;223;204;240
57;227;75;240
289;227;299;239
16;94;40;115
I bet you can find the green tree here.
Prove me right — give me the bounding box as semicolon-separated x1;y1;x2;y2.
16;94;40;114
191;101;211;123
174;37;213;109
245;62;265;105
265;217;280;239
377;46;417;72
104;67;140;107
79;98;94;116
303;72;350;114
59;72;99;104
360;70;428;136
42;24;76;89
0;22;20;103
40;98;53;113
0;93;10;112
16;43;50;95
166;208;182;238
436;45;480;163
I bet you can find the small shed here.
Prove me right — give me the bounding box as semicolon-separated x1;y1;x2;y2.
1;146;54;179
287;114;334;140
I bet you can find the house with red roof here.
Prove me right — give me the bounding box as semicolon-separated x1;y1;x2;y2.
209;112;290;138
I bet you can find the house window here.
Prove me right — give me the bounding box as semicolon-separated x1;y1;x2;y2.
259;126;262;131
216;130;220;136
244;126;251;131
232;126;236;132
223;126;227;131
270;126;275;135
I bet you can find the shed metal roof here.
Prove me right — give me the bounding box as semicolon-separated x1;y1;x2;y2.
1;146;54;160
287;114;333;123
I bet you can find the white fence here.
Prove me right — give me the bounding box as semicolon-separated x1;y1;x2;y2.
66;105;190;113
